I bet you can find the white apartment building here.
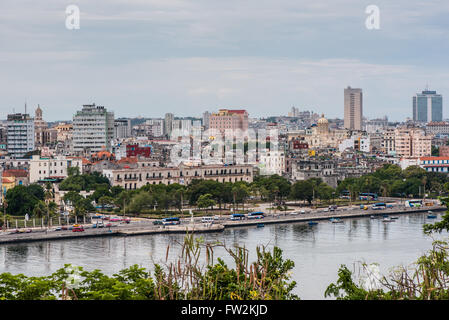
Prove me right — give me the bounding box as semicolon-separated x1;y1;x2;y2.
114;119;132;139
7;113;35;158
73;104;115;154
338;135;370;153
426;121;449;135
146;119;164;137
29;155;83;183
258;151;285;175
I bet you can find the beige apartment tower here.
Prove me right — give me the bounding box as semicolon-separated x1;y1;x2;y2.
344;86;363;131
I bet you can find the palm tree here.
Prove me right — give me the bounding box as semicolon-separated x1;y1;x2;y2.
33;200;47;219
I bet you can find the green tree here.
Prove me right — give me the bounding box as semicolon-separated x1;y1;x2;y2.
5;185;44;216
197;194;216;213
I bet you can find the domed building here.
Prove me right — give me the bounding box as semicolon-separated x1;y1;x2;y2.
317;114;329;135
306;114;349;149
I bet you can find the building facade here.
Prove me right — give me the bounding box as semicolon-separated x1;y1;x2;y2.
72;104;115;154
209;109;249;133
6;113;35;158
29;155;83;183
394;127;432;158
103;163;254;190
114;119;132;139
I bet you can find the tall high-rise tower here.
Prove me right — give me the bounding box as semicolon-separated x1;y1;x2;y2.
413;89;442;122
344;86;363;131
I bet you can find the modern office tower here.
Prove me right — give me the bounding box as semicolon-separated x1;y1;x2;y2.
6;113;35;158
209;109;249;133
114;119;132;139
413;89;443;122
344;86;363;131
164;113;174;137
72;103;115;154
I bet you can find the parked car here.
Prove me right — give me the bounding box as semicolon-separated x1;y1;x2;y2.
92;222;104;228
72;224;84;232
124;218;131;224
153;220;163;225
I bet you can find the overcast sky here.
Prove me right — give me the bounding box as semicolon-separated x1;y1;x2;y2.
1;0;448;121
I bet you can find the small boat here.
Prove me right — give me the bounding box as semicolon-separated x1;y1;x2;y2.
390;216;399;220
382;217;393;222
308;221;318;226
427;214;437;219
257;223;265;228
330;218;344;224
370;215;378;219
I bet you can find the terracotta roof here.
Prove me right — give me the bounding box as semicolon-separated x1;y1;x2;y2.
117;157;138;164
227;109;247;114
92;150;115;158
3;169;28;177
2;177;15;183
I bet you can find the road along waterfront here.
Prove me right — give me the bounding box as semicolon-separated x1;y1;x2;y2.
0;204;445;244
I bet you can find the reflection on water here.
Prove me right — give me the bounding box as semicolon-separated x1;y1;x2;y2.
0;212;447;299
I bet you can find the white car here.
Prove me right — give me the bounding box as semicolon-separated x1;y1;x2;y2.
290;211;299;215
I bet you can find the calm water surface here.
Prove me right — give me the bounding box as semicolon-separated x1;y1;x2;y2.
0;212;447;299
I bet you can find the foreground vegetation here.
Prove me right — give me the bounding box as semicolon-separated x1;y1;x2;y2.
0;235;297;300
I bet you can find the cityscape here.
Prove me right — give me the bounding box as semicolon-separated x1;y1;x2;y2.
1;0;449;306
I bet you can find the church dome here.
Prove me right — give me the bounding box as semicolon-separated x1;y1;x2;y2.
317;114;328;125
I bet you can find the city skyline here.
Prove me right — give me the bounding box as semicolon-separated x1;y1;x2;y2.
1;1;449;121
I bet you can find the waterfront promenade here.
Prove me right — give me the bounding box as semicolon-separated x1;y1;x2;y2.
0;202;445;245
